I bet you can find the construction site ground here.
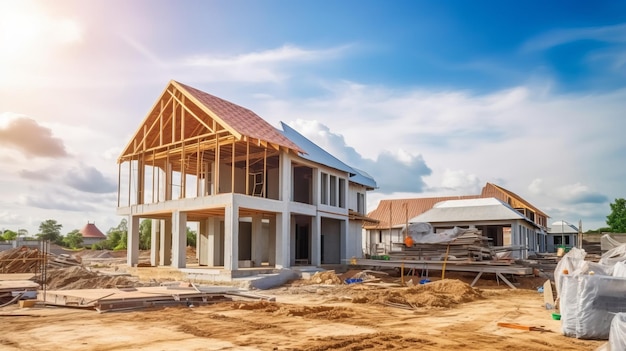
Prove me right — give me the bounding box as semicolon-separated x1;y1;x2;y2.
0;249;605;350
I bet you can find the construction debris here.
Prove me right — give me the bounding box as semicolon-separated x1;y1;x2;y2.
0;246;81;274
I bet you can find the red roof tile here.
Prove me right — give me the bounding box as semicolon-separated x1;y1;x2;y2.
79;223;106;239
174;81;302;152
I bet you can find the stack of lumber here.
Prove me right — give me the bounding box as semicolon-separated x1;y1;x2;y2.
392;229;494;261
0;246;80;273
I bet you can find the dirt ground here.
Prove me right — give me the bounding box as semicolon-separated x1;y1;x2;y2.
0;275;605;351
0;249;605;350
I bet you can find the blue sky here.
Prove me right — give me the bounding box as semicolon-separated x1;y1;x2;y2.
1;0;625;235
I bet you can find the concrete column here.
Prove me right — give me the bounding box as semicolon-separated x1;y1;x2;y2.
268;216;276;266
340;219;348;264
198;219;209;266
150;219;161;266
251;214;262;267
127;215;140;267
275;212;290;269
311;215;321;266
223;203;239;271
159;219;172;266
279;153;291;202
171;211;187;268
207;217;222;266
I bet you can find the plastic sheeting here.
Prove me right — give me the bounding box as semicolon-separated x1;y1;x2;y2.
560;275;626;339
554;247;586;297
600;244;626;266
607;313;626;351
405;225;467;244
557;246;626;340
613;261;626;278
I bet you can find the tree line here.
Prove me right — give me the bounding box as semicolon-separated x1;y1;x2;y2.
1;218;197;250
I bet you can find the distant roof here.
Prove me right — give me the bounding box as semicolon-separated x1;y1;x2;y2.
79;223;106;239
365;195;480;229
549;220;579;234
411;197;532;223
280;122;377;189
365;182;548;230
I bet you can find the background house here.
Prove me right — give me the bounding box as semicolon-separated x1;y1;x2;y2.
79;222;107;247
547;220;579;252
409;198;544;259
364;183;549;258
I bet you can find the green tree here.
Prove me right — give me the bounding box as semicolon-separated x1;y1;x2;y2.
37;219;63;244
63;229;84;249
107;218;128;251
139;219;152;250
2;230;18;241
186;226;196;247
607;198;626;233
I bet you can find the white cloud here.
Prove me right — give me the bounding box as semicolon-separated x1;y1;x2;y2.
179;44;352;83
439;169;481;194
522;22;626;52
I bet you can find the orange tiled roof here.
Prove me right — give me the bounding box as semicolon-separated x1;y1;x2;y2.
175;81;302;152
365;183;549;230
79;223;106;239
364;195;479;230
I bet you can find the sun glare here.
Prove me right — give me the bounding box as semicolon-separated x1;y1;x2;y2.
0;1;82;62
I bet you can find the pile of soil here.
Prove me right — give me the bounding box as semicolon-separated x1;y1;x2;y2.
352;279;483;308
41;266;139;290
307;271;343;285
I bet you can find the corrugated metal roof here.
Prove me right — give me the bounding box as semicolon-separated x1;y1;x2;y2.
365;183;548;230
549;220;579;234
411;197;527;223
280;122;377;189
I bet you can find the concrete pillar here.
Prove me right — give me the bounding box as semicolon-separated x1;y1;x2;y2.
268;216;276;266
198;219;209;266
127;215;140;267
223;203;239;270
340;219;348;264
251;214;262;267
150;219;161;266
275;212;290;269
279;153;291;202
159;219;172;266
311;215;321;266
171;211;187;268
207;217;222;266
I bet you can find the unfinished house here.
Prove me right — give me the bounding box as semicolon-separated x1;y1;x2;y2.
547;220;580;252
117;80;376;275
363;182;549;257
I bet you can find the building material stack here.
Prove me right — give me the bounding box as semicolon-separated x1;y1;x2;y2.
392;226;494;262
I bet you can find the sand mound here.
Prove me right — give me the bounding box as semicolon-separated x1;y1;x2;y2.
353;279;482;308
42;266;138;290
306;271;342;285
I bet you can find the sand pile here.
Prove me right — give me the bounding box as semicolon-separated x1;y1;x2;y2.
42;266;139;290
307;271;343;285
353;279;483;308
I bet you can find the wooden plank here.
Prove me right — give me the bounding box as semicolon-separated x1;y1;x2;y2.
497;322;533;331
543;280;554;308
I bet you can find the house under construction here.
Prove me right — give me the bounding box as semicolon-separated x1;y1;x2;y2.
117;80;376;275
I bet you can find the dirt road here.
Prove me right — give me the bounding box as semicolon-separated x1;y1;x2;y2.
0;280;603;351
